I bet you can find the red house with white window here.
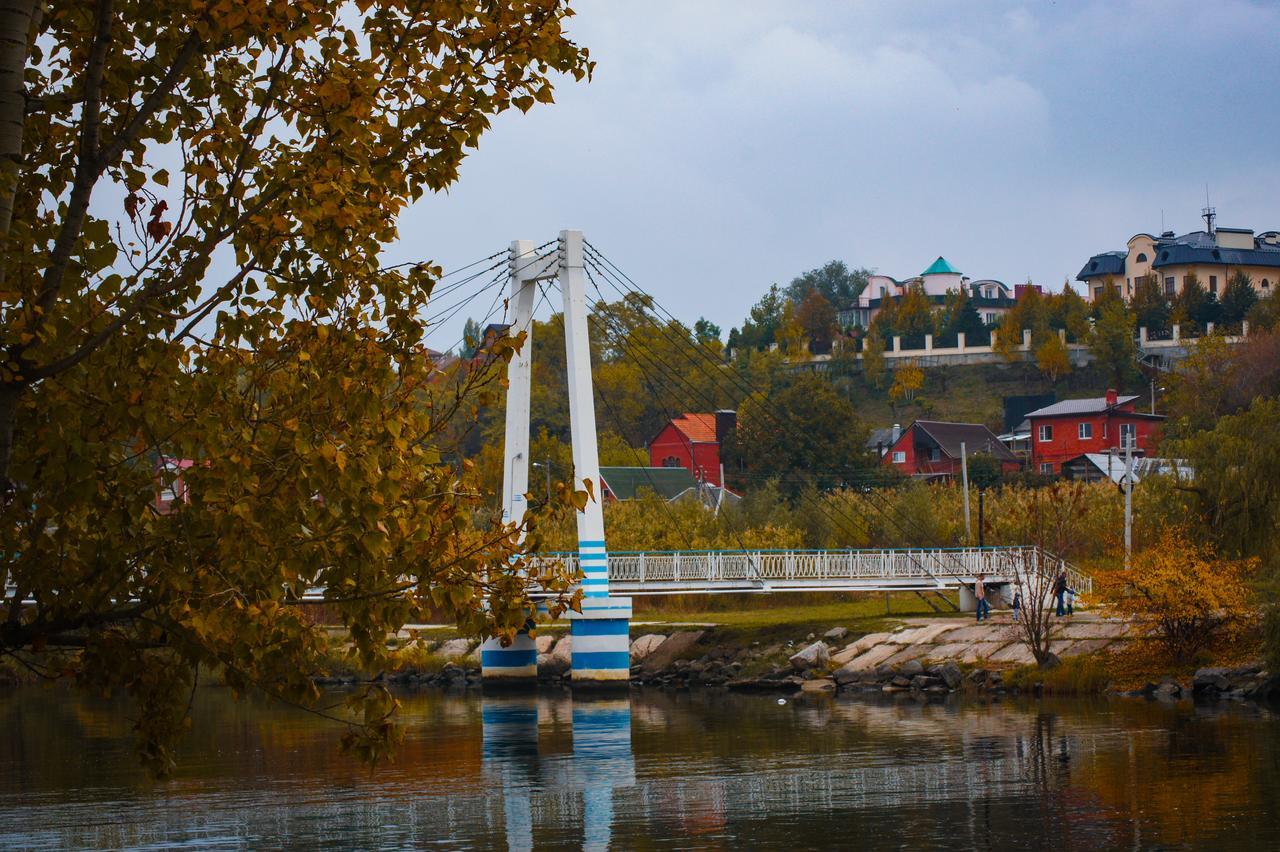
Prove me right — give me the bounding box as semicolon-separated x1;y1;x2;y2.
648;411;735;487
1026;390;1164;474
881;420;1020;478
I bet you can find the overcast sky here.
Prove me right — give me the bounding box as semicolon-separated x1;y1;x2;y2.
395;0;1280;345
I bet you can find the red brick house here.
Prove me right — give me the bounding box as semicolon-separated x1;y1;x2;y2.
1026;390;1164;475
881;421;1020;478
648;411;735;487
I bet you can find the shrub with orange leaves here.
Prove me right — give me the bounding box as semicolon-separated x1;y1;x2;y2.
1100;528;1259;665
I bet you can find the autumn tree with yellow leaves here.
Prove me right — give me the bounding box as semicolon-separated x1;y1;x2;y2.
1102;528;1258;665
0;0;593;774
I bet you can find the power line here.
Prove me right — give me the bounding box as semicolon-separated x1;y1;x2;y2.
583;244;948;554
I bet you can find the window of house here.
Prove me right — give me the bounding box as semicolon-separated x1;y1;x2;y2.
662;456;681;467
1119;423;1136;448
1040;462;1054;475
1164;276;1176;296
1136;253;1148;263
1038;424;1053;442
1078;422;1093;440
1209;275;1218;294
892;451;906;463
928;447;941;462
1094;286;1103;299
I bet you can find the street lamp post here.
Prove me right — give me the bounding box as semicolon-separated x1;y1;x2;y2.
531;459;552;505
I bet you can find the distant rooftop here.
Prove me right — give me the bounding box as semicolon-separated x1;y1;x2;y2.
921;256;961;276
1025;396;1139;418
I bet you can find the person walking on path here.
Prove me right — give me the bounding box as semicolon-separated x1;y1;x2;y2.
1053;571;1068;617
974;573;990;622
1012;588;1022;623
1065;586;1076;617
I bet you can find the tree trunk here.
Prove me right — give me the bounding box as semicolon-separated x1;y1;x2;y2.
0;0;35;491
0;0;37;246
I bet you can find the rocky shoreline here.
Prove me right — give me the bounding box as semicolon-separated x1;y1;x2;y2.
315;623;1280;707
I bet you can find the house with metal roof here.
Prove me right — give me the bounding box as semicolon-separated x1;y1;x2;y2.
1026;389;1165;475
881;420;1021;479
1077;209;1280;302
1060;453;1192;486
840;256;1020;329
598;466;739;509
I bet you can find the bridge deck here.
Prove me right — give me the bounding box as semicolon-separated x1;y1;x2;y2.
529;546;1091;597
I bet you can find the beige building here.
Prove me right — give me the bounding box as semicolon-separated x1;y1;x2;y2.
1077;210;1280;302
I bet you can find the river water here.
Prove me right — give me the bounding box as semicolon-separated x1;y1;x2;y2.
2;686;1278;850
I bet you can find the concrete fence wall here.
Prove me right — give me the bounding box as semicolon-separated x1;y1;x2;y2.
795;323;1251;371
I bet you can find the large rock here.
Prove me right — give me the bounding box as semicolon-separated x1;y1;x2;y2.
800;677;836;693
823;626;849;642
540;636;572;677
833;664;863;686
437;638;473;660
789;641;831;671
641;631;705;675
1193;667;1230;694
938;662;964;690
630;634;667;663
898;659;924;677
1245;674;1280;703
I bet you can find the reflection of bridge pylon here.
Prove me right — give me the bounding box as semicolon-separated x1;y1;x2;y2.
481;693;634;850
479;230;632;685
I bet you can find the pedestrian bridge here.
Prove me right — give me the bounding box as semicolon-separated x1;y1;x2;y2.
527;546;1091;597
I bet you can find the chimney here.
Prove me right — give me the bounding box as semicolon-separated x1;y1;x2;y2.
1105;388;1118;407
891;423;901;444
714;409;737;444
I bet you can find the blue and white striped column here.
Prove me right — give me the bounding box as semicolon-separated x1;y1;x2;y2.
559;230;633;686
480;627;539;682
571;540;631;683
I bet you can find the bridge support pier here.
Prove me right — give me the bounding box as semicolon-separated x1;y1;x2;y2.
570;596;632;686
480;629;539;684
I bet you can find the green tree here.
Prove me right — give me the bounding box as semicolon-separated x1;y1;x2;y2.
1172;274;1209;330
0;0;592;774
693;317;722;345
784;260;870;309
729;374;870;495
945;291;987;345
1131;274;1172;335
735;284;785;351
1220;271;1258;324
1089;298;1137;386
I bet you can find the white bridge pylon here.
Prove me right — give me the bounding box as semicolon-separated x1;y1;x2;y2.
482;230;632;685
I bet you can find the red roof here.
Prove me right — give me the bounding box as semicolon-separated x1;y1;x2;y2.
669;413;718;443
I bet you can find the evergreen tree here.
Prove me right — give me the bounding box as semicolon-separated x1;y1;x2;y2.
694;317;722;345
1221;270;1259;323
1089;298;1138;386
1130;274;1172;335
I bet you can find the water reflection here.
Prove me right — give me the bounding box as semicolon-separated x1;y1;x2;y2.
481;693;634;851
0;686;1276;848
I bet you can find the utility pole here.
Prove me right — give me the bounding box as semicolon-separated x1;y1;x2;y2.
1124;436;1133;570
960;441;971;543
977;488;985;548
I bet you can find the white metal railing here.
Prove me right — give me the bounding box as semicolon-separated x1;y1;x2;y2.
528;546;1093;596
